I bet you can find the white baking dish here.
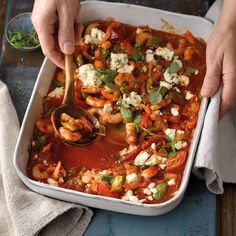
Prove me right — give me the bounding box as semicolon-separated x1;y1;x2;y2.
13;1;213;216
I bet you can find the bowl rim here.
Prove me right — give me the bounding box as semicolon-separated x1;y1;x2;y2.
5;11;40;50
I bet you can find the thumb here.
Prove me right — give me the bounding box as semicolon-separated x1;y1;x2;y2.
58;5;75;54
201;49;222;97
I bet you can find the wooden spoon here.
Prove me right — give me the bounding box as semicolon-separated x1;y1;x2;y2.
51;54;105;146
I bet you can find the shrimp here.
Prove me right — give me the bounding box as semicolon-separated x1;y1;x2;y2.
61;113;93;132
125;123;137;145
141;166;159;179
32;164;49;181
52;161;62;179
114;73;136;90
87;107;104;116
82;86;102;94
135;32;151;44
184;46;199;61
101;87;121;101
86;95;106;108
36;119;54;134
102;112;123;124
59;127;82;142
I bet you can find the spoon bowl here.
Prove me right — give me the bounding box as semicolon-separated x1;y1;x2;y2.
51;54;105;146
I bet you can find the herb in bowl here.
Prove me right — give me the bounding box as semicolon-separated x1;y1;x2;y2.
7;29;40;49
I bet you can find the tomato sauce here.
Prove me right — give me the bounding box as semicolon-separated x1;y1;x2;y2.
61;126;127;170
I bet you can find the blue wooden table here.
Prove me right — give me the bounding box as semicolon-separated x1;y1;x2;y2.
0;0;216;235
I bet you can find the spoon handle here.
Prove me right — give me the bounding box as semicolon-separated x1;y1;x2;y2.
63;54;74;105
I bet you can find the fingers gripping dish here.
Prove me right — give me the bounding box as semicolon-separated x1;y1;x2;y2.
28;20;206;204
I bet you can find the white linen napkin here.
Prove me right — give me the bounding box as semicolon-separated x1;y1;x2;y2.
193;0;236;194
0;80;93;236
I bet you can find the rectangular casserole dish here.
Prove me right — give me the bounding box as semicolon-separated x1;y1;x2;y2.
13;1;213;216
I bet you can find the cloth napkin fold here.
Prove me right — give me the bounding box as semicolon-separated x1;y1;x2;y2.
0;80;93;236
193;0;236;194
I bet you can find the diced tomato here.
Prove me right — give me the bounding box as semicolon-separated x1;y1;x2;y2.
184;115;198;129
141;112;150;128
166;114;181;123
166;150;187;173
97;181;120;198
121;41;134;55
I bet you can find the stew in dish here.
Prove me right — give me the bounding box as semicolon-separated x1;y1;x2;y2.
27;20;206;204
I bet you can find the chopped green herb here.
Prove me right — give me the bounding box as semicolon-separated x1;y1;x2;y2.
76;55;84;66
168;90;184;104
134;113;141;132
165;134;177;155
101;174;115;185
149;87;163;105
168;151;177;158
135;42;142;48
120;107;133;122
152;183;167;200
37;135;46;146
169;61;181;74
120;83;129;94
97;69;117;88
7;29;40;49
186;67;197;74
131;48;143;62
146;36;163;48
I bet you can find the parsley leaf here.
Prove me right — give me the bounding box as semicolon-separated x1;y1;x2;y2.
169;61;181;74
120;107;133;122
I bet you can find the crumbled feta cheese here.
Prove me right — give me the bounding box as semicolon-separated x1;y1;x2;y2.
179;75;190;86
144;188;152;195
103;103;113;113
146;49;155;62
145;155;157;166
185;91;195;100
110;53;129;71
141;66;148;73
173;87;181;93
177;130;184;135
136;28;143;34
165;128;176;139
84;28;106;45
119;91;142;108
148;182;156;189
122;190;140;203
134;151;150;166
161;157;167;163
159;81;173;90
147;196;154;201
150;187;158;194
99;170;109;176
126;173;138;183
117;64;134;74
48;87;64;98
175;141;184;150
47;178;58;187
171;107;179;116
167;178;176;186
164;69;180;85
151;143;156;150
155;47;174;61
159;164;167;170
78;64;102;87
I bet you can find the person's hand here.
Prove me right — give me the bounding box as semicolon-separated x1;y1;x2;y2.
32;0;81;68
201;2;236;119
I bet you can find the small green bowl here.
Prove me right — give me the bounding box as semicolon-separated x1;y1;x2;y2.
5;12;40;51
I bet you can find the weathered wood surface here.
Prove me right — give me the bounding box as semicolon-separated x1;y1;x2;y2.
0;0;235;235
